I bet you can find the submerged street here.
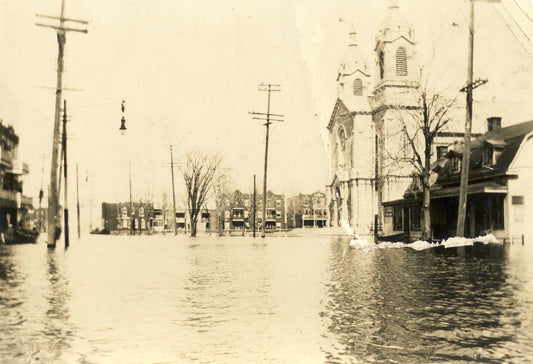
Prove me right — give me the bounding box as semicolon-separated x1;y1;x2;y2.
1;235;532;363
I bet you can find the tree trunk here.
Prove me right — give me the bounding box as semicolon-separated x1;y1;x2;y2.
422;146;432;241
190;218;197;237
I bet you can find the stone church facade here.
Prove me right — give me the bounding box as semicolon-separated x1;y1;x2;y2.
326;0;466;237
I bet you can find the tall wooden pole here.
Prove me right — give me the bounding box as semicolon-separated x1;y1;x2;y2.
262;98;270;239
253;174;256;237
37;0;87;248
251;83;283;238
170;145;177;235
45;0;65;248
62;99;69;248
457;0;475;237
139;198;142;235
76;165;80;239
129;162;133;235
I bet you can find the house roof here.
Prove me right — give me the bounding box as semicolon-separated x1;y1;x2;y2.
436;119;533;185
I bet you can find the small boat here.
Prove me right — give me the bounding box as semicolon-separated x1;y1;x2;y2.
2;226;39;245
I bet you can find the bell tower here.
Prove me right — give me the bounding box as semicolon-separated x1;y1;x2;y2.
373;0;419;108
371;0;420;229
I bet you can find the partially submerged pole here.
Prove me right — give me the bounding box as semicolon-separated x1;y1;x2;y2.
76;163;80;239
170;145;177;235
253;174;256;237
63;99;69;248
37;0;87;248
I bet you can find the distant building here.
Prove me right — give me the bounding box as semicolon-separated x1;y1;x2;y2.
287;192;328;229
0;121;34;232
101;201;154;233
150;206;211;234
216;190;286;232
383;118;533;242
256;191;286;231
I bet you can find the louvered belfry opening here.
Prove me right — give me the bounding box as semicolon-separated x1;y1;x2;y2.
396;47;408;76
353;78;363;96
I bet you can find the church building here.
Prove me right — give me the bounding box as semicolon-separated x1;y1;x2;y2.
326;0;468;238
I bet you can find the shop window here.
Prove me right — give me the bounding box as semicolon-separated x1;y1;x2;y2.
393;206;403;231
410;205;421;231
489;196;505;230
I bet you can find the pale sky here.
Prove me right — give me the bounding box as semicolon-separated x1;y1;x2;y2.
1;0;532;223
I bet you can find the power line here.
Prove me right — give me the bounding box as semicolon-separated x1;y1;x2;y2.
501;1;531;41
512;0;533;23
493;2;533;57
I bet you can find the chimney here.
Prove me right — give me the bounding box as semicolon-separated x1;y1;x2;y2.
487;117;501;132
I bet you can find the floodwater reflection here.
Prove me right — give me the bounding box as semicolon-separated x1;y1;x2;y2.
0;235;532;363
322;240;532;362
43;250;72;361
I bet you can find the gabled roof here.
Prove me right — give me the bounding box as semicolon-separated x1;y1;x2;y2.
436;119;533;185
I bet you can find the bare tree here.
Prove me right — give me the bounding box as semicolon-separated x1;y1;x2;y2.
182;152;222;237
393;82;456;241
212;174;232;235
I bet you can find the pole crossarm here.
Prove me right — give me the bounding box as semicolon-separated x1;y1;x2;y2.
460;78;488;92
252;117;284;122
36;14;89;24
35;23;88;33
249;112;284;117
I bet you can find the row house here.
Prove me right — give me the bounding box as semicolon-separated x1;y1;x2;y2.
151;207;210;234
217;190;286;232
101;201;154;233
287;192;328;228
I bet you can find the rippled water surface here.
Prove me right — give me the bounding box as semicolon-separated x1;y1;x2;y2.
1;234;532;363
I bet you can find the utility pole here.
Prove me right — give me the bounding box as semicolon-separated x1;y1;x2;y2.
39;155;45;232
129;162;133;235
62;99;69;248
374;133;379;243
37;0;88;248
88;170;93;232
456;0;488;237
139;198;142;235
251;83;284;238
170;145;177;235
253;174;256;237
76;163;80;239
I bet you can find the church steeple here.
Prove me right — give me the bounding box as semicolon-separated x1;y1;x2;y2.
337;22;370;101
373;0;418;101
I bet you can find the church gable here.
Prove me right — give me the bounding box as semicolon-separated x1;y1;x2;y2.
327;99;354;136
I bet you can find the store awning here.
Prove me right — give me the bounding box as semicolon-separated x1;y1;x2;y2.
431;182;507;199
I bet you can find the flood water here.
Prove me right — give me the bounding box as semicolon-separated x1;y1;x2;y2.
0;234;532;363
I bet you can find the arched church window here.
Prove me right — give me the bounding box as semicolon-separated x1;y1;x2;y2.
338;127;346;150
379;51;385;79
396;47;408;76
353;78;363;96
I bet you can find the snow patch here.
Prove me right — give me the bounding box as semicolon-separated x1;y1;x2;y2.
348;234;500;253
